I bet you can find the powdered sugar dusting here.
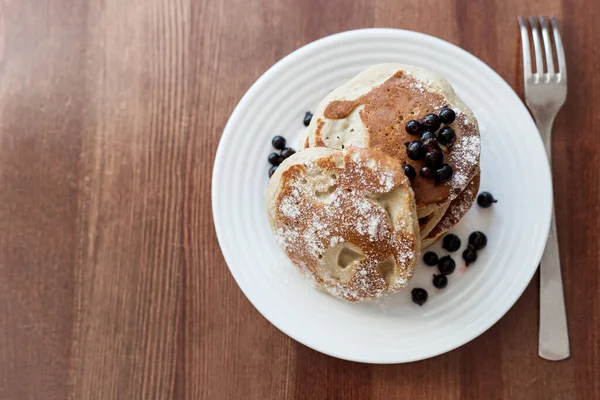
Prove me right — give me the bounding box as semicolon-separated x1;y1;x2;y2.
280;197;300;218
356;198;371;213
448;131;480;196
405;71;426;93
378;170;395;191
330;236;344;247
275;227;299;250
367;217;380;241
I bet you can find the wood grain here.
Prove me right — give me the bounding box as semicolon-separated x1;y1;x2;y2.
0;0;598;399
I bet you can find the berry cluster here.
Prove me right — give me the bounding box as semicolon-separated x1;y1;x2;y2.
403;107;457;184
266;111;314;178
463;231;487;266
412;230;489;306
267;136;295;177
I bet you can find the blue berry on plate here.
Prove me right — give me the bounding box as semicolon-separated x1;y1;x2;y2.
268;152;282;166
425;147;444;168
438;126;456;145
463;248;478;265
423;251;438;266
303;112;313;127
477;192;497;208
272;135;286;150
421;131;437;141
442;234;461;252
437;255;456;275
404;164;416;181
469;231;488;250
433;274;448;289
268;165;278;178
439;106;456;123
406;140;426;160
405;120;422;135
435;164;453;183
281;147;295;159
422;113;442;131
421;136;438;151
420;166;435;179
411;288;428;306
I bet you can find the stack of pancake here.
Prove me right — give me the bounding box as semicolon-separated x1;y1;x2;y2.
267;64;480;301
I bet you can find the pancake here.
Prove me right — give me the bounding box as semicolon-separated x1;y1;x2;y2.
421;170;481;248
419;201;450;239
266;147;420;302
301;64;481;220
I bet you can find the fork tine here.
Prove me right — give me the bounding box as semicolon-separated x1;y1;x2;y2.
550;16;567;78
518;16;533;80
528;16;545;77
539;16;555;76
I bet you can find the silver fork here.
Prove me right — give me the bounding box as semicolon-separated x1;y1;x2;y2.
518;16;569;361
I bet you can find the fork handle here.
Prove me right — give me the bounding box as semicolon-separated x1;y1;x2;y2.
537;120;570;361
539;213;570;360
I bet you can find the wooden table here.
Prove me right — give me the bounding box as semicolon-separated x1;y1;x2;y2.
0;0;598;399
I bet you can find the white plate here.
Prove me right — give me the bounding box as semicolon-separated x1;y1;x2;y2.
212;29;551;363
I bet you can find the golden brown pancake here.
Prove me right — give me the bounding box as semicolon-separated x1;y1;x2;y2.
266;147;420;301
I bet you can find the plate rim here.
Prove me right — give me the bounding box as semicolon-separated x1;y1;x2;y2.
212;27;552;363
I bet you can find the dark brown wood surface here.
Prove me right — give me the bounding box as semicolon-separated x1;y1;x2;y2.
0;0;598;399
